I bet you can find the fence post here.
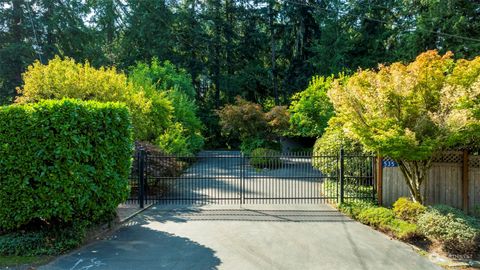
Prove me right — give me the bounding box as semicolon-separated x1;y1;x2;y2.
376;155;383;206
462;150;469;213
138;149;145;208
339;148;345;204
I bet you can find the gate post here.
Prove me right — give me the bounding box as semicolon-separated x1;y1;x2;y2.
138;149;146;208
339;148;345;204
376;155;383;206
241;153;245;205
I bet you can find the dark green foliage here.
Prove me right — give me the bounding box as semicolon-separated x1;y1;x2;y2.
0;222;87;256
249;148;282;169
417;205;480;255
1;0;480;148
240;138;281;156
0;99;133;230
393;197;427;223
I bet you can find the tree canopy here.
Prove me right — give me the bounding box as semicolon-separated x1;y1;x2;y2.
1;0;479;108
329;50;480;203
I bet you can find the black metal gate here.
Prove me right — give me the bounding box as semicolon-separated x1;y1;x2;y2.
126;150;376;206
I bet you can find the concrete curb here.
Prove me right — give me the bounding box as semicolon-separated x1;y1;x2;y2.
118;204;154;223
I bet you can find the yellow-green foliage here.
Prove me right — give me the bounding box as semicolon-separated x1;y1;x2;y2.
393;197;426;222
329;50;480;160
16;56;172;140
328;50;480;203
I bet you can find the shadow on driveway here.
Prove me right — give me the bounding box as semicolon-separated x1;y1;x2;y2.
41;213;221;270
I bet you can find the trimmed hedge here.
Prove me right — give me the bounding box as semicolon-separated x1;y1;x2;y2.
0;99;133;230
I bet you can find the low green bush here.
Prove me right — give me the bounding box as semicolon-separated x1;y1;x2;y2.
0;222;87;256
357;207;396;229
417;205;479;255
338;201;376;219
393;197;426;222
240;137;281;155
0;99;133;231
339;201;418;240
250;148;282;169
388;219;419;240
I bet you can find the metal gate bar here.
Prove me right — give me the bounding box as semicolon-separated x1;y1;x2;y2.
126;150;376;206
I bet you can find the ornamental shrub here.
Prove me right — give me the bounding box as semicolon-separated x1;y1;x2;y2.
250;148;282;169
357;207;396;229
393;197;426;222
341;202;418;240
0;99;133;230
15;56;172;141
417;205;480;255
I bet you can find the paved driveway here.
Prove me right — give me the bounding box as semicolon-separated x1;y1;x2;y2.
41;204;442;270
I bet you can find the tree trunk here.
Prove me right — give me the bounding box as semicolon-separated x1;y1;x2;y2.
397;159;432;204
269;0;278;105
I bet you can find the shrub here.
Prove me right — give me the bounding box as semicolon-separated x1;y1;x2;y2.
0;99;133;230
129;60;204;153
357;207;396;229
288;75;335;137
339;202;418;240
312;117;365;175
388;219;419;240
393;197;426;222
15;56;172;141
217;96;268;141
265;105;290;136
240;137;281;155
417;205;480;255
156;123;192;156
338;201;376;219
250;148;282;169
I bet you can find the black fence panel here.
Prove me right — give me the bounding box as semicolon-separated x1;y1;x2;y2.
127;150;376;206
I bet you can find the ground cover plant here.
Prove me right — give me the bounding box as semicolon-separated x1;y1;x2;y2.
338;198;480;257
0;99;133;256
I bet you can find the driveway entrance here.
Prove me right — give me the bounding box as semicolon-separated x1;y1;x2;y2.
42;204;441;270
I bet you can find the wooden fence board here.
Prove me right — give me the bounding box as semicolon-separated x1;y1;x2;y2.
382;157;471;211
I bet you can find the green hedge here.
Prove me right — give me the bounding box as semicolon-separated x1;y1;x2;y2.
0;99;133;230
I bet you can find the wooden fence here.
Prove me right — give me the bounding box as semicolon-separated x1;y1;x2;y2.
379;151;480;212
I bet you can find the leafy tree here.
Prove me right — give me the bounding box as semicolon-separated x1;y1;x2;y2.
329;50;480;203
129;59;204;154
129;58;196;99
217;96;268;141
288;75;335;137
